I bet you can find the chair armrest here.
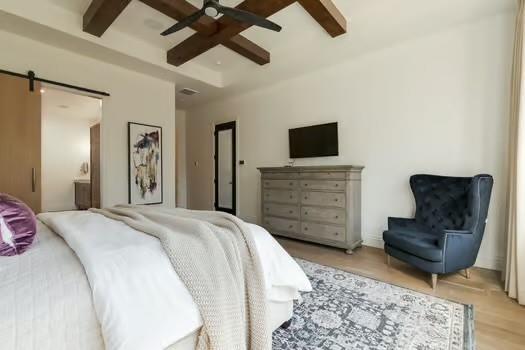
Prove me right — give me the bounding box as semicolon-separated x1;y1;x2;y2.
439;230;476;272
388;217;416;230
443;229;472;235
438;230;472;248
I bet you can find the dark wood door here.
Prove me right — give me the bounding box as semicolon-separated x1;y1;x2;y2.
0;73;42;213
90;123;101;209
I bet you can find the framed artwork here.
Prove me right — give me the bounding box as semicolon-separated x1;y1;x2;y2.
128;122;163;205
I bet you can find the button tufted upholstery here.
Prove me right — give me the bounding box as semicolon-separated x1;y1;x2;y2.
383;174;493;275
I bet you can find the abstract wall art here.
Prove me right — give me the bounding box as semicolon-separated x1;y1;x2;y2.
128;122;163;205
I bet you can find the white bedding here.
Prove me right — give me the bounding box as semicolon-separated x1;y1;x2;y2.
2;211;311;350
0;221;104;350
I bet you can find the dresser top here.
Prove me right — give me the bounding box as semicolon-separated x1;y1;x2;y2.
258;165;364;173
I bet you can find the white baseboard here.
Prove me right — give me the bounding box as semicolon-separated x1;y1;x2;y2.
362;234;384;249
362;234;504;271
474;255;504;271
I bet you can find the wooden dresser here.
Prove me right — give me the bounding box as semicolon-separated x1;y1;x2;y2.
258;165;364;254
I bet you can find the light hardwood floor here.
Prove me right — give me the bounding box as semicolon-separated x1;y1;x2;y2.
277;237;525;350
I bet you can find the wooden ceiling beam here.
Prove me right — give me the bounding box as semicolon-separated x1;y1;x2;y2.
223;36;270;66
140;0;270;65
297;0;347;37
83;0;132;37
140;0;218;36
168;0;296;66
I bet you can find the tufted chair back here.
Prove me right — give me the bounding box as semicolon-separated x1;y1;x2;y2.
410;174;493;237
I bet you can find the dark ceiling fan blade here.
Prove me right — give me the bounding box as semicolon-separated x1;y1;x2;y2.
161;8;206;36
217;6;282;32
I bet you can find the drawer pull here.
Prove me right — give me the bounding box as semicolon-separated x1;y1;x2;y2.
335;232;339;236
334;198;339;202
304;227;308;231
289;182;293;186
288;225;294;229
304;211;308;215
289;195;293;199
335;216;339;219
335;184;339;187
304;197;308;200
289;210;294;214
304;183;308;187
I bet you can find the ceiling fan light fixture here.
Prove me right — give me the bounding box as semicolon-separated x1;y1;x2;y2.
160;0;282;36
204;7;219;17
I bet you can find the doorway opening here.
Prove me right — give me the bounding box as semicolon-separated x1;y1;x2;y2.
214;121;236;215
41;87;102;211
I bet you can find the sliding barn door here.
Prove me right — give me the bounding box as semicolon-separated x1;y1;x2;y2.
0;73;42;213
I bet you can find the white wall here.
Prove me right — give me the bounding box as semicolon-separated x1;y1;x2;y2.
0;30;177;208
186;13;514;270
176;110;187;208
42;115;92;211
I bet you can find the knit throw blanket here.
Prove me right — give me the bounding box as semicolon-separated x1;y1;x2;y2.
90;206;270;350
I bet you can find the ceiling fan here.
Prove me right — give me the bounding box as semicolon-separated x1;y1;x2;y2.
161;0;282;36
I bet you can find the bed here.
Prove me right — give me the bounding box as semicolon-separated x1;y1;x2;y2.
0;210;311;350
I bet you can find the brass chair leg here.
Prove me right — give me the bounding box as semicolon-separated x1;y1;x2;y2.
431;273;437;290
465;268;471;279
386;254;391;266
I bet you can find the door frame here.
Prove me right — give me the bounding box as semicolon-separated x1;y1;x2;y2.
214;121;237;215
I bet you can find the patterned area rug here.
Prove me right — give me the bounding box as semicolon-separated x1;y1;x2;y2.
273;259;474;350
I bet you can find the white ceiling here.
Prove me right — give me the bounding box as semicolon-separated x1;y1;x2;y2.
2;0;516;108
42;87;102;122
109;0;516;107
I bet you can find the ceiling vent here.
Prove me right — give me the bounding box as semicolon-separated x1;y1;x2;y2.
178;88;199;96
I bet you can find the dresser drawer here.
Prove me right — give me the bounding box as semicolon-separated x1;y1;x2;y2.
301;191;346;208
264;217;299;234
263;189;299;204
263;179;298;189
300;180;345;191
300;172;346;180
302;207;345;225
262;172;299;179
301;222;346;242
263;203;300;219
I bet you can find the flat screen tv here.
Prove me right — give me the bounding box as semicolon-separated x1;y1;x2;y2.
289;122;339;159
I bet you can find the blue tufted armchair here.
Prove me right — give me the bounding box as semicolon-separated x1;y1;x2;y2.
383;174;493;289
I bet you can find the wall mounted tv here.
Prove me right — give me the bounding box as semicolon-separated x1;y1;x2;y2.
289;122;339;159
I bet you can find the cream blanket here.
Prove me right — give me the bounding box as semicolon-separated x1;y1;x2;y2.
91;206;270;350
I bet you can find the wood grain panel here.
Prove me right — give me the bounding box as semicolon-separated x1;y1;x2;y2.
263;179;299;189
302;206;346;225
263;189;299;204
263;203;300;219
297;0;347;37
83;0;132;37
301;221;345;242
0;73;41;213
263;216;299;234
301;191;346;208
300;180;345;191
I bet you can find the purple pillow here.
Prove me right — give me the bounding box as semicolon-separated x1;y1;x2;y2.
0;193;37;256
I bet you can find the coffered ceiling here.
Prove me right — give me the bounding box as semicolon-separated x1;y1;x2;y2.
0;0;517;108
